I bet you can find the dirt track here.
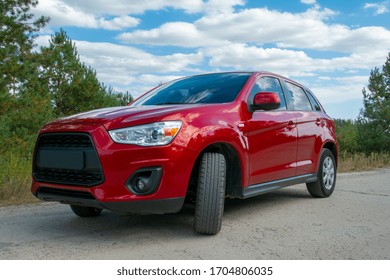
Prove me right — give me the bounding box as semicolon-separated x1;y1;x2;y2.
1;169;389;259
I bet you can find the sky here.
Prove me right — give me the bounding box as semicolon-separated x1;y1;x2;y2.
32;0;390;119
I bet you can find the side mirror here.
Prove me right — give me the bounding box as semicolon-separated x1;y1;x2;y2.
252;92;281;111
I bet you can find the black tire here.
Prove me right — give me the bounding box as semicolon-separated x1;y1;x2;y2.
70;205;103;217
306;148;336;198
194;152;226;235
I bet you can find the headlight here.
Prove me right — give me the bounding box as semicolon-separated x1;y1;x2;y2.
109;121;182;146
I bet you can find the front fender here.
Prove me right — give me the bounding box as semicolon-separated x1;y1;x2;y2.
183;124;250;188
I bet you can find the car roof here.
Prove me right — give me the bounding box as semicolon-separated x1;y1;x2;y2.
188;70;287;79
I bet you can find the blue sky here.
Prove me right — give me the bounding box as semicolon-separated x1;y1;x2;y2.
33;0;390;119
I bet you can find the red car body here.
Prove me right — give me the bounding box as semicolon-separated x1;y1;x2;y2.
31;71;338;234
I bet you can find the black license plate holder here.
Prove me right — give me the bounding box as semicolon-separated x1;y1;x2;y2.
37;149;84;170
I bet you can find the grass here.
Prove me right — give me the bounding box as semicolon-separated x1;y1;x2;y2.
0;151;389;206
0;152;39;207
338;151;390;172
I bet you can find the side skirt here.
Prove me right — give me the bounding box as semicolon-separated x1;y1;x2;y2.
238;173;317;199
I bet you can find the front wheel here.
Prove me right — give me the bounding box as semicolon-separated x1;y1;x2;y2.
194;152;226;235
70;205;103;217
306;148;336;198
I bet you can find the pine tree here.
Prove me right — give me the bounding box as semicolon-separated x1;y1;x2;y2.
358;53;390;152
0;0;49;95
119;91;134;105
0;0;50;153
40;29;125;117
105;86;134;106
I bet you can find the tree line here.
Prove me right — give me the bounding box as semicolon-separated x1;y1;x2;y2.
0;0;132;155
335;53;390;154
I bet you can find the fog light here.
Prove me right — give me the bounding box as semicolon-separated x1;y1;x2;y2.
126;167;163;195
136;179;146;192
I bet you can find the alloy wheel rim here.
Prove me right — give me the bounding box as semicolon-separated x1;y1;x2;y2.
322;157;335;190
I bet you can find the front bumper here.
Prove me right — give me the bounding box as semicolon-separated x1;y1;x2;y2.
31;124;195;214
35;186;185;214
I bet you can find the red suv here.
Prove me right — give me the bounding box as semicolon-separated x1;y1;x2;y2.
32;72;338;235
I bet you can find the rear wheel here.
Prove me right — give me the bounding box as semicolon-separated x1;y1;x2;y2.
70;205;103;217
194;152;226;235
307;148;336;198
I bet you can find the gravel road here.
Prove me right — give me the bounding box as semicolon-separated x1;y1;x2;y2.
1;169;389;260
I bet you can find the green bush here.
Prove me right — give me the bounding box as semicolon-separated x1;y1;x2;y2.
0;150;32;201
334;119;359;153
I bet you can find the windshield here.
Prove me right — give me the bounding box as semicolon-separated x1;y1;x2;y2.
133;73;251;106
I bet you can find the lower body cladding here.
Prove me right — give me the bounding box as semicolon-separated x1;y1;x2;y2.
35;186;185;214
31;130;194;214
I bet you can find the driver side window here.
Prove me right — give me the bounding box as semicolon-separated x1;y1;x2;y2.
250;77;287;110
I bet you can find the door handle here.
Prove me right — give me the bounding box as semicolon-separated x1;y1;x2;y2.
287;120;296;130
315;118;324;126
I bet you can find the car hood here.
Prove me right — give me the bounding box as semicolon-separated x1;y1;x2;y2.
44;105;202;130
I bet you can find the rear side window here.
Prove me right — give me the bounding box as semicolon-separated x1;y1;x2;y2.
250;77;287;110
305;89;322;111
285;82;312;111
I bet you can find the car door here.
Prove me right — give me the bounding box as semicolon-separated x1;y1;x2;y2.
283;81;324;176
246;76;298;185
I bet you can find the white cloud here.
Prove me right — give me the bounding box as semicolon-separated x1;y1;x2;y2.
74;40;203;74
62;0;204;14
301;0;317;4
76;0;245;14
41;35;376;85
34;0;246;30
36;1;390;55
117;7;390;55
310;76;368;105
202;44;387;77
312;84;365;105
203;0;245;14
36;36;203;96
111;74;185;98
117;22;225;47
364;2;389;15
204;44;312;76
97;16;140;31
318;76;368;85
195;7;342;48
35;0;246;24
34;0;140;30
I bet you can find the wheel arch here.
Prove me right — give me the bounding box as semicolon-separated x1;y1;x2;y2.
323;141;338;167
186;142;245;201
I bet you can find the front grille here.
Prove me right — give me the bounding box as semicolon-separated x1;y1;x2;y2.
39;134;93;148
33;133;104;187
36;168;103;185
